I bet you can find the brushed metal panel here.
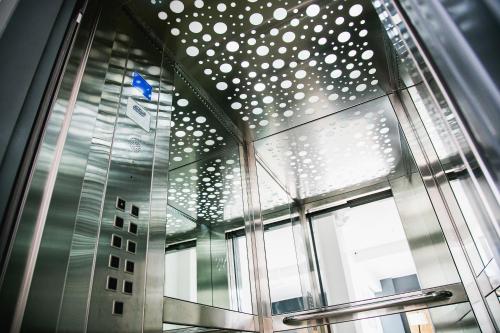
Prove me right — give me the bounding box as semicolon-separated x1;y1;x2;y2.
163;297;258;332
390;173;461;288
85;10;165;332
0;4;103;332
143;52;174;332
57;9;128;331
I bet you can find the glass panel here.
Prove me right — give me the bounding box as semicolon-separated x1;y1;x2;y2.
165;147;253;312
265;223;303;314
228;233;253;313
311;197;420;305
255;94;460;309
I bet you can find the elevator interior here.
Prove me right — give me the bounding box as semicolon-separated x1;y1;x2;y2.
1;0;499;332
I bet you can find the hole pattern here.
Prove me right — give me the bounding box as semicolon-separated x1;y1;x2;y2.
144;0;384;139
169;78;233;169
167;151;243;232
254;97;403;199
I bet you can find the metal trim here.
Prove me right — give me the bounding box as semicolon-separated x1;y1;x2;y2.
163;297;258;331
272;283;467;331
239;142;273;332
9;7;98;332
283;290;453;324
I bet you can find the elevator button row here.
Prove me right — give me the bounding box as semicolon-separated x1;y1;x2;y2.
107;276;134;295
108;255;135;274
115;197;140;219
111;234;137;254
113;215;138;235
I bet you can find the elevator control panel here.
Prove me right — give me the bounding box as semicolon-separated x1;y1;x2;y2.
102;196;141;317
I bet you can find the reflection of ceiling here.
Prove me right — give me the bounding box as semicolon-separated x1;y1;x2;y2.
169;77;236;170
166;206;197;237
254;96;403;199
167;148;244;224
127;0;391;139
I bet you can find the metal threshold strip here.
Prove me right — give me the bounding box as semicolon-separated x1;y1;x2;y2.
273;283;467;331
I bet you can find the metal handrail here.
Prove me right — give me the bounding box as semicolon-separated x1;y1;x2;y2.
283;290;453;324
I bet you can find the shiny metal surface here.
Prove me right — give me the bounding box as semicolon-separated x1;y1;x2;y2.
396;0;500;194
163;296;258;331
240;142;273;332
390;92;498;331
57;7;127;331
127;0;392;140
390;173;461;288
0;4;101;332
167;147;244;226
291;206;322;310
275;303;482;332
377;1;499;328
2;0;498;332
376;0;500;276
283;290;453;324
254;96;404;199
143;50;174;332
272;283;467;331
84;10;166;332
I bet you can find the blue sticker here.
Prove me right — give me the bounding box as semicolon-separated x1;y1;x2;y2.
132;72;152;100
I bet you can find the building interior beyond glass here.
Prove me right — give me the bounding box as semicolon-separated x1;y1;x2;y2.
0;0;499;332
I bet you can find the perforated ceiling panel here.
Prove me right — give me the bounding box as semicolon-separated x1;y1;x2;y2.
128;0;391;140
254;96;404;199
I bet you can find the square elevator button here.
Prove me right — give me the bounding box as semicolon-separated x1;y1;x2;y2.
107;276;118;291
116;197;126;211
111;235;122;249
126;240;136;254
130;205;139;218
109;255;120;269
128;222;138;235
123;281;133;294
112;301;124;315
125;260;135;274
114;216;124;228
